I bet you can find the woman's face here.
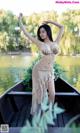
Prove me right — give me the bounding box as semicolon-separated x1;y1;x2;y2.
39;27;48;40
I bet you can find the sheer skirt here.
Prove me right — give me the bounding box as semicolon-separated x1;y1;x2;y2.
30;66;55;116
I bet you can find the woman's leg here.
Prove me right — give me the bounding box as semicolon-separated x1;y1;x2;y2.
47;77;55;104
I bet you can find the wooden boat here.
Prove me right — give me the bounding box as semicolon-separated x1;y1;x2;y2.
0;77;80;133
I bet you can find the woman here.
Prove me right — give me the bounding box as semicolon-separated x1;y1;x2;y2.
18;13;64;116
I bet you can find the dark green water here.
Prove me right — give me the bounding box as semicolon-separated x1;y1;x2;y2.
0;55;80;95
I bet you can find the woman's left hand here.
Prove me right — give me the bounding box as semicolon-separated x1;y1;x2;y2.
18;13;23;20
42;20;51;24
42;21;48;25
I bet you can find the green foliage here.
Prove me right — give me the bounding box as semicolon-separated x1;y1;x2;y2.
7;44;16;51
30;43;39;53
53;63;67;80
0;9;80;54
64;114;80;133
23;55;66;91
18;44;25;50
74;75;80;92
65;114;80;128
60;10;80;55
0;10;27;52
21;92;64;133
23;55;41;90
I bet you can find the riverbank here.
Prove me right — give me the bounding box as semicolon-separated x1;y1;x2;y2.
0;51;32;56
0;55;80;94
0;52;80;57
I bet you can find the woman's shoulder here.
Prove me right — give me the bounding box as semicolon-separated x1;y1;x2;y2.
50;41;59;49
52;41;58;46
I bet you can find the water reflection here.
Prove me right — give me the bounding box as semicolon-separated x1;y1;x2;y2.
0;55;80;95
0;67;26;95
56;56;80;92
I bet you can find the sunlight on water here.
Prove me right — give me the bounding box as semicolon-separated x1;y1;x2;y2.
56;56;80;92
0;55;32;67
0;55;80;95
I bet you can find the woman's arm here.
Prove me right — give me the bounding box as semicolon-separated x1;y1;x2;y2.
43;20;64;44
18;13;43;49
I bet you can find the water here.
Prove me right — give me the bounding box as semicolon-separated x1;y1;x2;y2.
56;56;80;92
0;55;80;95
0;55;33;95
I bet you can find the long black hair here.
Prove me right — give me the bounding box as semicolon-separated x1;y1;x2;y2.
37;24;53;42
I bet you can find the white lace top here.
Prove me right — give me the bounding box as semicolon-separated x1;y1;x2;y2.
34;42;59;71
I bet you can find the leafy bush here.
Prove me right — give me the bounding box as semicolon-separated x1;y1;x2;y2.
54;63;67;80
64;114;80;133
23;55;41;91
7;44;15;51
30;43;39;53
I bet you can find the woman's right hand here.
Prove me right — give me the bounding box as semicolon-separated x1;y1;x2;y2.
42;21;48;25
18;13;23;20
42;20;51;24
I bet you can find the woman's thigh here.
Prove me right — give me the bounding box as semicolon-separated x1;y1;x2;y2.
47;76;55;102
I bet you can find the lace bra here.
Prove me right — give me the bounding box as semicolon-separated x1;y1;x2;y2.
41;42;59;55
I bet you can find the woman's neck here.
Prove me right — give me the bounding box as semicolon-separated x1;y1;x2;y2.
44;38;51;43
